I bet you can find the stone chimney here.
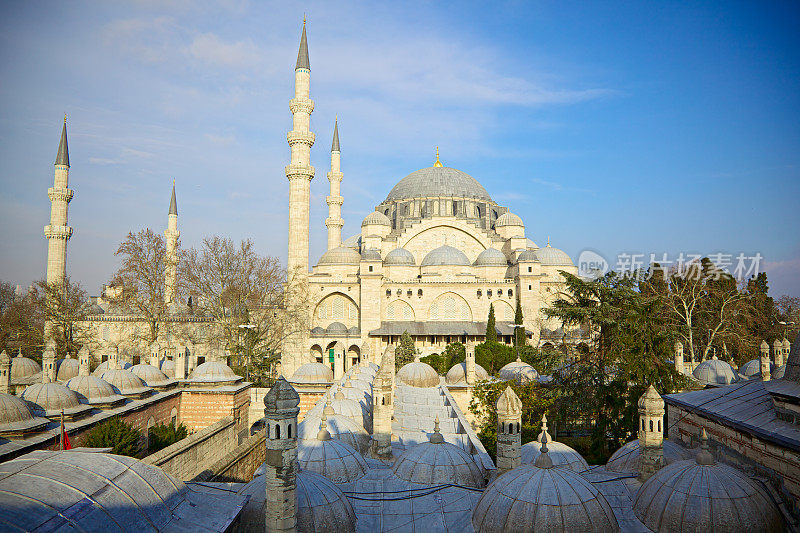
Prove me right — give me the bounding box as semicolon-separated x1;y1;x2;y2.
77;345;91;377
638;385;665;481
0;350;10;394
465;342;476;385
174;346;187;380
674;340;684;375
761;341;771;381
333;341;345;381
263;377;300;533
42;339;57;383
496;385;522;475
372;346;395;458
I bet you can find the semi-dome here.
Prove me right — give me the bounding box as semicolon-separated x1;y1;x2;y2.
11;352;41;380
534;244;573;266
92;360;132;375
633;432;783;532
342;234;361;250
130;363;173;387
292;362;334;383
318;246;361;265
497;358;539;384
445;361;490;385
385;166;492;202
360;248;382;261
298;417;368;483
472;440;619;532
495;212;524;227
362;211;391;227
606;438;690;473
237;468;357;533
393;419;485;487
474;247;508;267
0;392;49;436
99;368;151;397
693;358;737;386
0;450;243;531
396;360;440;388
187;360;240;384
384;247;416;266
64;375;126;407
299;409;370;453
517;249;540;262
421;245;470;267
325;322;348;334
56;356;79;381
20;382;92;419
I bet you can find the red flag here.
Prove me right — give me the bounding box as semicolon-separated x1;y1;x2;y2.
60;417;72;450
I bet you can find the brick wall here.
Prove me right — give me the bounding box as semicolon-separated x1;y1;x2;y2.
196;429;266;483
179;388;250;437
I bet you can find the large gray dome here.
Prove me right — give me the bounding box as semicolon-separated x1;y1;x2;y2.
497;359;539;384
392;430;485;487
533;244;573;266
0;392;49;436
384;247;416;266
421;245;470;267
318;246;361;265
396;361;440;388
474;248;508;267
606;438;690;473
445;361;490;385
385;166;492;202
20;382;92;419
693;359;737;386
299;412;370;454
292;362;334;384
297;425;367;483
65;375;126;406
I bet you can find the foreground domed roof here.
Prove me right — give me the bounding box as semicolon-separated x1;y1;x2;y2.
130;363;172;387
92;360;132;375
297;417;368;483
521;438;589;473
693;358;737;386
292;362;334;383
99;368;151;396
65;375;126;406
318;246;361;265
474;247;508;267
11;352;41;380
384;247;416;266
0;392;49;435
299;410;370;453
633;433;783;532
56;356;79;381
396;360;440;388
327;390;371;432
472;441;618;533
187;361;240;383
533;244;573;266
421;245;470;267
497;358;539;384
495;212;524;227
20;382;92;418
393;420;485;487
606;438;690;473
385;166;492;202
445;361;490;385
362;211;391;226
237;468;357;533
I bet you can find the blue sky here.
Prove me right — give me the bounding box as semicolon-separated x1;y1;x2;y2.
1;1;798;297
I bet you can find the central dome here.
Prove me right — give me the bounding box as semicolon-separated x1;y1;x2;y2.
385;166;492;203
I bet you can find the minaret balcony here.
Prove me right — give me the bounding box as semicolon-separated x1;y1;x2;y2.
47;187;74;203
289;98;315;114
326;171;343;181
326;196;343;206
43;225;73;240
325;217;344;227
285;164;315;179
286;131;316;146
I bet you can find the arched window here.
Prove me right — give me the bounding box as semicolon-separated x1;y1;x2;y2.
288;424;292;438
276;424;281;439
658;420;661;432
649;420;653;432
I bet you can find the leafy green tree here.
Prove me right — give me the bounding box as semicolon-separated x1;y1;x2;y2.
485;304;497;343
83;416;141;457
421;342;465;374
148;422;188;453
514;294;524;347
395;330;418;367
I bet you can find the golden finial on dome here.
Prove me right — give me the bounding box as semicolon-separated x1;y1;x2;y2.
434;146;443;167
64;113;67;124
303;13;306;25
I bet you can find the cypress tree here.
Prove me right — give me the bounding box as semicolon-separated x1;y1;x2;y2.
514;293;525;346
486;304;497;343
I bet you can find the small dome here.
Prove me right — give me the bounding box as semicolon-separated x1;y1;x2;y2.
159;359;175;375
739;358;775;378
298;423;368;483
311;326;325;335
517;249;539;262
421;245;470;266
292;362;333;383
693;359;737;386
521;435;589;472
773;364;786;379
299;412;370;453
318;246;361;265
384;247;416;266
327;391;370;432
385;166;492;203
236;469;357;533
11;353;41;380
20;382;91;418
343;377;372;394
534;244;573;266
130;363;172;387
497;359;539;384
393;426;485;487
65;375;126;406
348;326;360;335
99;369;151;396
362;211;391;227
606;438;691;474
56;356;79;381
495;212;524;227
396;361;440;388
445;361;490;385
92;360;132;376
474;248;508;267
360;248;382;261
0;392;49;435
472;455;619;532
342;234;362;250
634;447;783;532
326;322;348;334
187;361;240;383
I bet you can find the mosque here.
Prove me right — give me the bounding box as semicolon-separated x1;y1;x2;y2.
0;20;798;533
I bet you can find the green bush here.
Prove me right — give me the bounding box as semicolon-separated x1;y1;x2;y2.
83;416;141;457
421;342;465;374
148;422;188;453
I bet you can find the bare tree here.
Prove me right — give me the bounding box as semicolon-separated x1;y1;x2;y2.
28;278;93;357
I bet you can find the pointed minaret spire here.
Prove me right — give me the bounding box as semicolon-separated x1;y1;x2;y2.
296;17;310;71
326;118;344;250
56;115;69;167
169;179;178;216
164;181;180;305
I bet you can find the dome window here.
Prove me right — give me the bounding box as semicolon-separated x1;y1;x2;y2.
396;289;402;296
386;289;391;297
498;289;503;296
418;289;423;297
477;289;482;298
508;289;513;297
487;289;492;298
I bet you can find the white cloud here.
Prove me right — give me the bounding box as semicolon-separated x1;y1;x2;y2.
186;33;261;69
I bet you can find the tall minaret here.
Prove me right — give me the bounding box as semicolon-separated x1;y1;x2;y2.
44;116;73;285
164;181;180;305
286;19;315;278
325;119;343;250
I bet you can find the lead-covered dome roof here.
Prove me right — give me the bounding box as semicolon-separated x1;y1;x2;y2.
385;166;492;202
693;358;737;386
421;245;470;267
474;247;508;267
318;246;361;265
11;353;41;380
495;212;524;227
64;375;126;406
299;410;370;454
606;438;690;473
187;361;240;384
533;244;573;266
497;359;539;384
393;423;485;487
362;211;391;227
56;356;79;381
384;247;416;266
99;368;151;396
292;362;334;383
130;363;173;387
297;420;368;483
0;392;49;435
20;382;92;418
445;361;490;385
521;438;589;472
396;360;440;388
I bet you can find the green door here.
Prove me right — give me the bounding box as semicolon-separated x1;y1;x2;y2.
328;348;335;370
